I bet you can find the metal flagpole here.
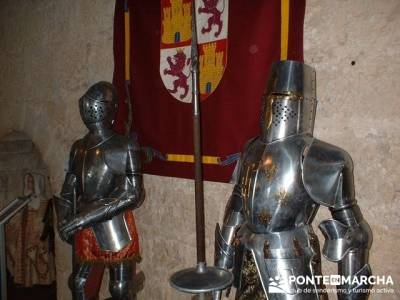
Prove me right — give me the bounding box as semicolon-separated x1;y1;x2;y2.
169;1;233;298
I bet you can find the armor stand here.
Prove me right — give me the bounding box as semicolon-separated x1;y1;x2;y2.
169;1;233;298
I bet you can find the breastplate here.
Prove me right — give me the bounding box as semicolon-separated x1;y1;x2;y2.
240;135;318;233
73;146;116;204
71;137;132;252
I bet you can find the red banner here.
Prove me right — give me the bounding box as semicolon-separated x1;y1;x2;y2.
113;0;305;182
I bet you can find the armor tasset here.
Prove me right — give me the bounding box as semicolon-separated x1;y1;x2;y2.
214;61;372;300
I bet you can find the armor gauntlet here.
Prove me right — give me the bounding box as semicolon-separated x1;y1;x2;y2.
320;204;372;300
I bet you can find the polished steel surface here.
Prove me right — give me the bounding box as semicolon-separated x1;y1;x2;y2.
215;184;244;270
261;60;317;143
237;224;323;299
69;263;92;300
214;61;372;300
170;263;233;294
55;82;145;300
92;214;132;252
265;60;316;98
240;135;317;233
109;261;138;300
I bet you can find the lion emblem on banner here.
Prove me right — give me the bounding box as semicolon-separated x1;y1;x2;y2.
198;0;225;37
160;0;228;102
163;50;191;100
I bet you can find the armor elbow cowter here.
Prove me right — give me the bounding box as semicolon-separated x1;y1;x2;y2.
319;204;373;299
215;188;244;270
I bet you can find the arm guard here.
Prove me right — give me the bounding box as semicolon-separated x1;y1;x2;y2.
55;144;78;243
213;184;244;300
303;139;372;300
55;173;76;225
215;184;244;270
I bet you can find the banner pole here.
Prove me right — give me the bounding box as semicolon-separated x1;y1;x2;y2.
190;0;206;265
169;1;233;296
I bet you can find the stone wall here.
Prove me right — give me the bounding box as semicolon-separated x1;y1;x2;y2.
0;0;399;299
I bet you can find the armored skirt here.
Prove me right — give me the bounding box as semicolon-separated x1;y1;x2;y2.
74;211;141;265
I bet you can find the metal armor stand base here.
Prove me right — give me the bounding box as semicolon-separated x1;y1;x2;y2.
170;262;233;298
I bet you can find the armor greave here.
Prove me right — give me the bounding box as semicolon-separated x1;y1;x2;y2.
109;262;137;300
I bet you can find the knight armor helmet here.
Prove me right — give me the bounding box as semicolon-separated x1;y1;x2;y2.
79;81;118;126
214;60;372;300
261;61;317;142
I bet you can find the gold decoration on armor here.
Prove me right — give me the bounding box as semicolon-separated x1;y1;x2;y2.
237;251;267;300
240;162;258;215
199;42;224;94
262;155;277;181
257;209;271;226
276;188;289;206
162;0;191;44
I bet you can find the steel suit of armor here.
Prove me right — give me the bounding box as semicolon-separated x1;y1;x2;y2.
55;82;145;300
214;61;372;300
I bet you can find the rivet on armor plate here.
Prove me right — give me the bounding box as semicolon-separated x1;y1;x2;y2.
276;188;289;206
257;209;271;226
293;237;303;257
263;241;270;258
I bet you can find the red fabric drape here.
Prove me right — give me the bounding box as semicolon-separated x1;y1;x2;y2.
113;0;305;182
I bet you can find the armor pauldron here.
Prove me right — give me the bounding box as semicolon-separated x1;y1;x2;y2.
303;139;356;210
319;218;372;262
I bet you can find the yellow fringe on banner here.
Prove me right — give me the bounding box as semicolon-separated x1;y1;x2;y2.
280;0;290;60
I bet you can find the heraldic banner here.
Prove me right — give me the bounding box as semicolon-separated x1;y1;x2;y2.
113;0;305;182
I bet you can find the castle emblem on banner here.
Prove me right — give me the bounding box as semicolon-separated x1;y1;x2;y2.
160;0;229;103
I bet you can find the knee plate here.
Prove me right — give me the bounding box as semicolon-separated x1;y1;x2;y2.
319;219;372;261
109;280;135;300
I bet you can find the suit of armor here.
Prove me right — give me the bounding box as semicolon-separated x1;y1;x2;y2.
55;82;145;300
214;61;372;300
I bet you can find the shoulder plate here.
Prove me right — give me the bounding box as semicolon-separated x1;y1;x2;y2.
302;139;355;209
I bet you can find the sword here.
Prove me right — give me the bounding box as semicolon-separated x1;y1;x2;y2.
169;1;233;298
